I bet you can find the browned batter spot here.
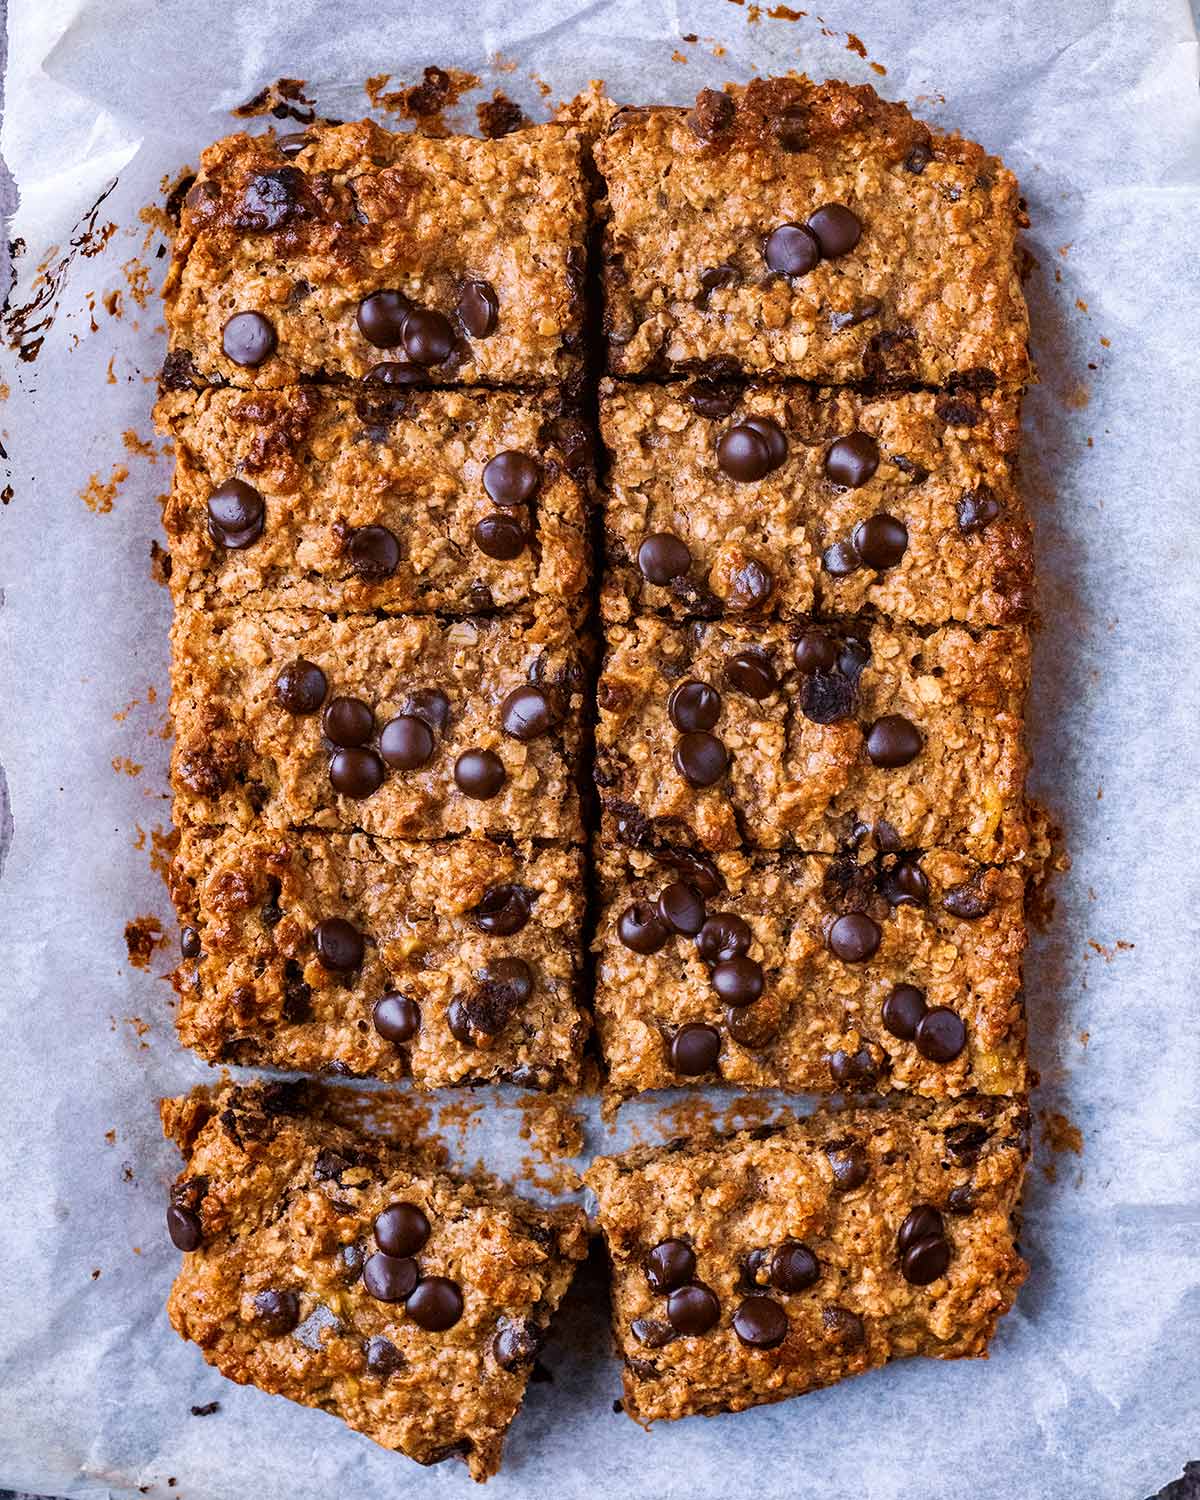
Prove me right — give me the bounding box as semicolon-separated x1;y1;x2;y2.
1039;1109;1083;1182
125;916;167;969
367;66;480;136
517;1094;585;1162
81;464;129;514
477;93;529;139
767;5;805;16
122;258;153;308
122;429;156;459
150;540;172;585
104;289;123;317
1026;800;1068;931
233;77;315;124
112;756;143;776
846;32;868;57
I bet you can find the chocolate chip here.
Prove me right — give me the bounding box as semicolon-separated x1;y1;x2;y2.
362;1251;419;1303
942;882;994;920
695;263;739;306
915;1007;967;1062
821;539;862;576
402;308;455;366
763;222;820;276
711;956;764;1007
695;912;751;962
456;280;499;339
716;423;777;482
483;450;541;507
828;1046;879;1086
827;912;881;963
882;984;927;1040
800;670;857;725
653;881;704;936
638;532;691;585
688;379;740;419
323;696;374;748
724;648;777;699
277;131;311;158
905;141;934;174
275;658;327;715
645;1238;696;1294
407;1276;464;1331
373;992;420;1043
668;680;721;733
880;859;929;906
180;926;201;959
771;1242;820;1293
666;1282;720;1336
206;478;265;549
500;684;557;741
474;513;526;559
853;514;908;570
374;1202;430;1257
726;555;774;610
673;731;728;787
670;1022;721;1075
363;361;424;385
793;629;838;673
451;958;532;1042
253;1289;300;1336
898;1205;944;1252
314;916;364;973
825;432;880;487
631;1317;675;1349
688;88;736;142
806;202;862;257
826;1140;870;1191
775;106;808;151
830;298;883;331
379;714;435;770
946;1183;975;1216
472;884;532;936
454;749;506;799
618;901;670;954
902;1235;951;1285
366;1335;404;1377
654;847;725;898
733;1296;788;1349
348;525;401;581
222;311;277;367
838;636;871;677
167;1204;203;1251
329;748;385;798
357;290;411;347
865;715;923;768
821;1304;865;1347
957;485;1001;533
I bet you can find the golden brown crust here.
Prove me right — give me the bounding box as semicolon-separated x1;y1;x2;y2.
596;79;1030;386
171;824;588;1088
595;615;1030;860
170;604;586;844
165;1081;587;1480
585;1097;1029;1424
163;120;588;390
600;380;1032;627
593;843;1026;1100
156;384;590;615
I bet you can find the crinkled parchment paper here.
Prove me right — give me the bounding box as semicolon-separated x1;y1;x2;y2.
1;0;1198;1495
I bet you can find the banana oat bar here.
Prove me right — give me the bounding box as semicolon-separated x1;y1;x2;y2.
162;119;588;392
156;384;590;616
596;78;1030;386
163;1081;587;1480
593;841;1026;1099
585;1098;1028;1424
595;614;1029;861
600;379;1032;627
171;823;587;1089
171;605;586;844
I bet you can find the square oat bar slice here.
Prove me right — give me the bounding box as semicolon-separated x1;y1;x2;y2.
162;118;588;392
600;379;1032;628
170;823;588;1090
585;1098;1029;1424
156;384;590;617
592;841;1026;1100
171;604;586;845
163;1081;587;1481
596;77;1030;387
595;614;1029;861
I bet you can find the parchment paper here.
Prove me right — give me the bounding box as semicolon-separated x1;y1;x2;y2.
2;0;1199;1495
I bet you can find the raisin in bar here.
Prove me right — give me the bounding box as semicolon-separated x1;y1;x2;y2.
171;605;585;844
163;1081;587;1481
593;841;1026;1100
600;379;1032;627
163;119;588;392
170;823;587;1089
596;78;1030;387
156;384;590;616
585;1098;1029;1424
595;614;1029;861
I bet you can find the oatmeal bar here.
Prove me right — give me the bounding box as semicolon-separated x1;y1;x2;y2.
600;379;1032;627
596;78;1030;387
170;823;587;1089
593;842;1026;1099
171;605;585;844
162;119;587;392
163;1081;587;1480
585;1097;1029;1424
156;384;590;616
595;614;1029;861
